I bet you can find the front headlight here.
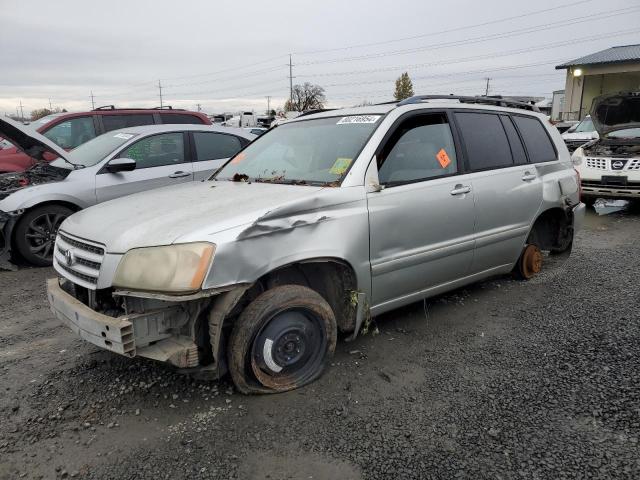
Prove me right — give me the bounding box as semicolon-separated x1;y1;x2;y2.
571;147;584;166
113;242;215;293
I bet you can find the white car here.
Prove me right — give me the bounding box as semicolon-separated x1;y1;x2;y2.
562;115;598;152
572;92;640;203
0;121;254;266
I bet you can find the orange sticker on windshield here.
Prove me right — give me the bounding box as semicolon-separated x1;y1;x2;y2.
436;148;451;169
231;152;246;164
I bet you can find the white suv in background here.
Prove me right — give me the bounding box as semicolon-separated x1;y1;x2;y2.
572;92;640;203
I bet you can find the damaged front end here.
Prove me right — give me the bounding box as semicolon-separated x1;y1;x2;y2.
47;276;250;378
0;163;71;201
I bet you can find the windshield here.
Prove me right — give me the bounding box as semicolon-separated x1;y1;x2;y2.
215;115;382;185
66;131;139;167
607;127;640;139
574;117;595;133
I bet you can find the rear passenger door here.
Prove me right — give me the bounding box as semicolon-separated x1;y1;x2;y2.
190;131;246;180
454;111;543;273
95;132;193;203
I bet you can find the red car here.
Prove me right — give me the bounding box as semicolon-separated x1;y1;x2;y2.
0;106;211;172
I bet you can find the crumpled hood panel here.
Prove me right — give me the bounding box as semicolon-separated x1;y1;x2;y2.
60;181;325;253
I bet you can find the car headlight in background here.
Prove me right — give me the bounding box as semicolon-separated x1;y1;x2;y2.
113;242;215;293
571;147;584;166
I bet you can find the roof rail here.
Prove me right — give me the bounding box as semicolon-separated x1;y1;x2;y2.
91;105;187;112
93;105;116;111
297;108;336;118
153;106;176;110
397;95;540;112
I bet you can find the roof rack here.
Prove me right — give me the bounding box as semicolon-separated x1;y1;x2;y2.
397;95;540;112
297;108;336;118
92;105;186;112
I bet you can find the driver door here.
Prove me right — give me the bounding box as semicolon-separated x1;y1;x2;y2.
96;132;193;203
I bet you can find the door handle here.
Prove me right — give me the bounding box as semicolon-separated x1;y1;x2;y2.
522;172;537;182
450;184;471;196
169;171;190;178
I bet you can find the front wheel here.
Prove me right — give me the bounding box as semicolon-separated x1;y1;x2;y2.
14;205;73;266
228;285;337;394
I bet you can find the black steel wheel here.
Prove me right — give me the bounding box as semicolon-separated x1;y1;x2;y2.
14;205;73;267
228;285;337;394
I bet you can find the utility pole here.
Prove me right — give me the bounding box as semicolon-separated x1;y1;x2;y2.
90;91;95;110
288;54;294;107
196;103;202;112
266;96;271;115
158;80;164;108
49;98;53;110
484;77;491;96
19;100;24;121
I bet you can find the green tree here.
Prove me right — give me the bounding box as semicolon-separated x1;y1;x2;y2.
393;72;414;101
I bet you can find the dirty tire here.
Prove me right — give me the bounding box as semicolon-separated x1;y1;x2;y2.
514;244;543;280
228;285;337;394
14;204;73;267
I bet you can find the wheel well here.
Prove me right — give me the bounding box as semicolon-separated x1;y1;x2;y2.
10;201;81;249
242;259;359;333
527;207;573;251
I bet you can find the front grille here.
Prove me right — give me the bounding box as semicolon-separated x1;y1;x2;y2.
585;158;608;170
628;159;640;170
53;231;105;289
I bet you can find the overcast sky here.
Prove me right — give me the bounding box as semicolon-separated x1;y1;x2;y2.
1;0;639;116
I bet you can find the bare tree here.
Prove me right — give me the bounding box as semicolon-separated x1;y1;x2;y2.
30;107;65;121
284;83;326;112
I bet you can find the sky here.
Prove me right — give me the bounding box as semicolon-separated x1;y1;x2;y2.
1;0;639;117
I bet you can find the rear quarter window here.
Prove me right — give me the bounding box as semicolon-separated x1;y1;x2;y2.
160;113;206;125
512;115;557;163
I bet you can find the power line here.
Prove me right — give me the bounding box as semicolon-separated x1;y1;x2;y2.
293;0;594;55
297;6;640;66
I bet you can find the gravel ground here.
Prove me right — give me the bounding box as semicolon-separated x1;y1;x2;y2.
1;208;639;480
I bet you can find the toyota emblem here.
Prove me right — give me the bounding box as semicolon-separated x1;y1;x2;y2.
64;249;75;267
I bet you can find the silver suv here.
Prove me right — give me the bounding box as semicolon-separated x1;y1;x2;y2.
45;96;585;394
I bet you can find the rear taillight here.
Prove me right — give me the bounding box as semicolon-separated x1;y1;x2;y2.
574;168;581;202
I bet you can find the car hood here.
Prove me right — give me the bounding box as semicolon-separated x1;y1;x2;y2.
0;163;72;201
0;117;69;162
61;180;327;253
562;131;597;141
590;91;640;136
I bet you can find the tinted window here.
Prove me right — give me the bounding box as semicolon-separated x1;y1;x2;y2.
456;112;512;170
193;132;242;161
160;113;205;124
102;114;154;132
378;114;458;185
42;116;96;149
120;132;185;168
500;115;527;165
513;116;557;163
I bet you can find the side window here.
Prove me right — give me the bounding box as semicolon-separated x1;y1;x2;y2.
42;117;96;149
193;132;242;161
102;114;154;132
160;113;205;125
377;113;458;185
512;116;557;163
500;115;528;165
120;132;185;169
455;112;513;171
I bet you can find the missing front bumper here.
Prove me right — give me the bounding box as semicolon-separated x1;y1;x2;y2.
46;278;199;368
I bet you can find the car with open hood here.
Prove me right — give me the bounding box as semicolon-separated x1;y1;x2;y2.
561;115;598;152
0;118;254;266
0;107;212;173
572;92;640;202
44;95;584;394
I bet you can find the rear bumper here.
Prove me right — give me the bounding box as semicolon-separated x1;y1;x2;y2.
46;278;200;368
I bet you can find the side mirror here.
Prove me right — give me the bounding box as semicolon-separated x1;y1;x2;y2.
106;158;136;173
